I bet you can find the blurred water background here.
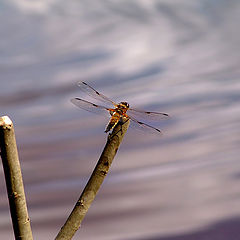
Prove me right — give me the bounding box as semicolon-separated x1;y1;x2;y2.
1;0;240;239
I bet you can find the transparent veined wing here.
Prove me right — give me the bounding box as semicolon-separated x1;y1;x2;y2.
71;98;111;117
127;108;169;122
127;115;162;134
77;81;117;107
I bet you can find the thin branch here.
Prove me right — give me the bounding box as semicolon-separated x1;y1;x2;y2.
55;120;130;240
0;116;33;240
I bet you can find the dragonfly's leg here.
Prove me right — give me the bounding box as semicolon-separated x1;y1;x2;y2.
105;122;116;133
109;109;115;116
107;132;112;141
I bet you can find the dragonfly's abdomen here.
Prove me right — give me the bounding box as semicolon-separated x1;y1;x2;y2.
105;113;121;133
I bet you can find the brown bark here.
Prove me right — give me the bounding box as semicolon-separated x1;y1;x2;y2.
55;120;130;240
0;116;33;240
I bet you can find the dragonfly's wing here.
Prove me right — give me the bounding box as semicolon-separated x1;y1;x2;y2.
128;115;162;134
71;98;111;117
127;108;169;122
77;81;117;107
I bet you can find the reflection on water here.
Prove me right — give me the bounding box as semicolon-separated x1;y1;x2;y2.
1;1;240;239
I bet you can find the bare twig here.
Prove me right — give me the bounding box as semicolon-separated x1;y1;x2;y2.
0;116;33;240
55;120;130;240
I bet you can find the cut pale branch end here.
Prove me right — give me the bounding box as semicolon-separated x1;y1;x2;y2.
55;119;130;240
0;116;13;127
0;115;33;240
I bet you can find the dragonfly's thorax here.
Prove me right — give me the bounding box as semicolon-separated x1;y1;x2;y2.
116;109;124;115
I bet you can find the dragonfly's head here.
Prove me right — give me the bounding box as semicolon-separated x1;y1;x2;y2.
118;102;130;109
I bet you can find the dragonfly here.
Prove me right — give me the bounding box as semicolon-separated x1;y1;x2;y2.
71;81;169;134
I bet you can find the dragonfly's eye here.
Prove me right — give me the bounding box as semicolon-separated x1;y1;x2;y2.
120;102;129;108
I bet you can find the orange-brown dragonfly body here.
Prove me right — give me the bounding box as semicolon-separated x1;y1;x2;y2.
71;82;168;133
105;102;129;132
